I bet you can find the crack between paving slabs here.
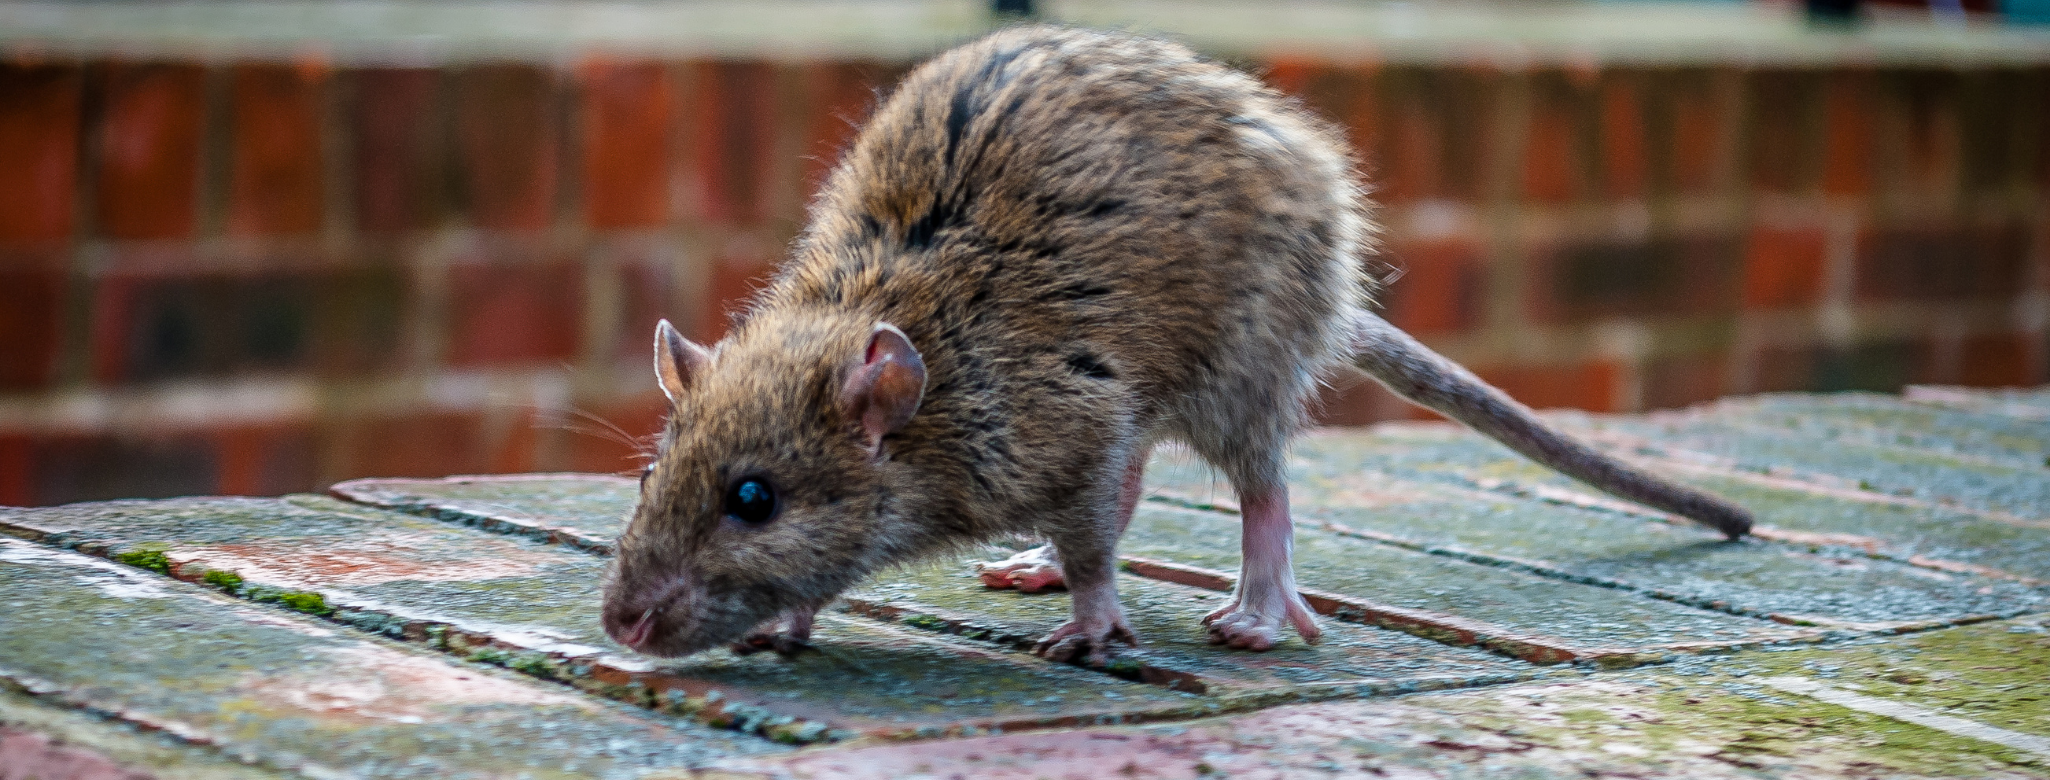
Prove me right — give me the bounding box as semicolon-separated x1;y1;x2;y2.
1155;452;2048;626
1142;490;2007;656
0;508;1245;746
321;481;1565;708
0;666;329;778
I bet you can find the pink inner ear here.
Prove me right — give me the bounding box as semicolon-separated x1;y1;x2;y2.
843;323;926;453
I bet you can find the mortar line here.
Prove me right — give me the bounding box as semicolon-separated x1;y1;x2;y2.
1760;676;2050;761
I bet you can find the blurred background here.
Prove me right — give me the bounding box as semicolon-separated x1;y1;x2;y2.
0;0;2045;507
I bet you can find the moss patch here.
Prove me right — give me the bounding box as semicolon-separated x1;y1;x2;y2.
112;545;171;574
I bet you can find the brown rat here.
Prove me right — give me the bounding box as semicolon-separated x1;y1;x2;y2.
601;25;1751;663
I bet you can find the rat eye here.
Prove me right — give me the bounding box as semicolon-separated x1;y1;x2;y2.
723;477;777;525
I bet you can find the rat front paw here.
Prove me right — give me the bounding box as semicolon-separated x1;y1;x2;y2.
729;631;812;656
1201;592;1322;651
1033;617;1137;666
973;544;1066;593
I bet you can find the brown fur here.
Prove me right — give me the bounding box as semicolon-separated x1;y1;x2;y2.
602;25;1747;659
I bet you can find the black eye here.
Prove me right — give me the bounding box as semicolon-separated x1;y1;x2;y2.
723;477;777;525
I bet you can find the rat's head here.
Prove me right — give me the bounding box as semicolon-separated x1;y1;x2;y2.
601;313;927;657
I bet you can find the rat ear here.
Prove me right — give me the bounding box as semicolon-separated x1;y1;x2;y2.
654;319;711;404
840;322;926;457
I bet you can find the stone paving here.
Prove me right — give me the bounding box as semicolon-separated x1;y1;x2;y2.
3;387;2049;778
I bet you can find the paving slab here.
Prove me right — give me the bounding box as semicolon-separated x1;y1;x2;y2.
332;474;634;552
1118;504;1808;660
0;496;1202;742
845;556;1536;696
1907;385;2050;421
1589;405;2050;521
0;536;781;779
730;624;2050;780
1693;392;2050;471
1147;428;2050;625
2;687;289;780
333;471;1807;664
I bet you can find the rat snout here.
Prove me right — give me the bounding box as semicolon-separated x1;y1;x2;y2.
601;571;703;655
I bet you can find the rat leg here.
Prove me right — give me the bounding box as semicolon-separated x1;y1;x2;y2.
1032;446;1149;665
730;606;817;656
1200;484;1321;650
975;446;1150;592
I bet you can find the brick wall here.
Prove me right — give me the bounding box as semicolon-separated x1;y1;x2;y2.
1;52;2045;506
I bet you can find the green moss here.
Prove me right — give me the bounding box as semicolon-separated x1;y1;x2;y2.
902;613;948;632
273;591;332;617
508;653;555;679
113;545;171;574
200;569;244;592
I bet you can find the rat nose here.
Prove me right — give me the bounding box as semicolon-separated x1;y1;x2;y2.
612;609;656;650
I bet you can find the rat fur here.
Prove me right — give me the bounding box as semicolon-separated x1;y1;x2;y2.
600;25;1751;663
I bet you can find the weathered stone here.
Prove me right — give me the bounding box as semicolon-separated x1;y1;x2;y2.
846;556;1538;695
0;496;1199;740
1119;503;1808;656
0;537;782;779
331;474;632;552
733;635;2050;780
1147;428;2048;626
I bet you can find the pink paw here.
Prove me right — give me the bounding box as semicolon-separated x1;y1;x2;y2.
974;545;1066;593
1202;592;1322;651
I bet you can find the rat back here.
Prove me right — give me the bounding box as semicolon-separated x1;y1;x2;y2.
762;26;1371;498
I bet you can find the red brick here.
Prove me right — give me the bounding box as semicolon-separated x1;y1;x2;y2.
215;423;318;496
1643;352;1729;410
1820;70;1875;197
1331;66;1381;174
801;61;900;193
1884;70;1960;197
0;434;29;507
455;65;557;231
1475;361;1622;413
95;62;205;240
1661;72;1726;195
352;68;443;233
488;408;540;474
32;431;221;505
1855;223;2027;302
1530;236;1742;323
1751;345;1820;393
310;266;408;376
330;411;483;481
0;269;64;391
1373;68;1495;203
581;60;672;229
564;392;669;474
1740;226;1828;310
1377;239;1485;334
1957;332;2033;387
1522;72;1591;204
445;260;583;366
609;255;673;365
1262;56;1317;98
1747;71;1819;194
227;63;327;236
680;60;779;226
1598;76;1647;198
0;64;81;247
698;251;776;342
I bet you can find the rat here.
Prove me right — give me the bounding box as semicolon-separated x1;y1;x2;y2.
600;25;1752;664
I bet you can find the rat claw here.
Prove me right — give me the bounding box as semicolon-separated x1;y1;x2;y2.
730;632;813;657
1032;616;1136;667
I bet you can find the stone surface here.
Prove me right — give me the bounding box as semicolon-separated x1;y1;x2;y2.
847;556;1538;696
0;495;1198;741
9;386;2050;777
733;619;2050;780
0;537;779;779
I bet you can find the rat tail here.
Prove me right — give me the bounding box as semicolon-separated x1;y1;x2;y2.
1346;312;1752;540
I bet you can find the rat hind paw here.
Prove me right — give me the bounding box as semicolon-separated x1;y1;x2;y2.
1033;617;1138;667
974;544;1066;593
1202;592;1322;651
